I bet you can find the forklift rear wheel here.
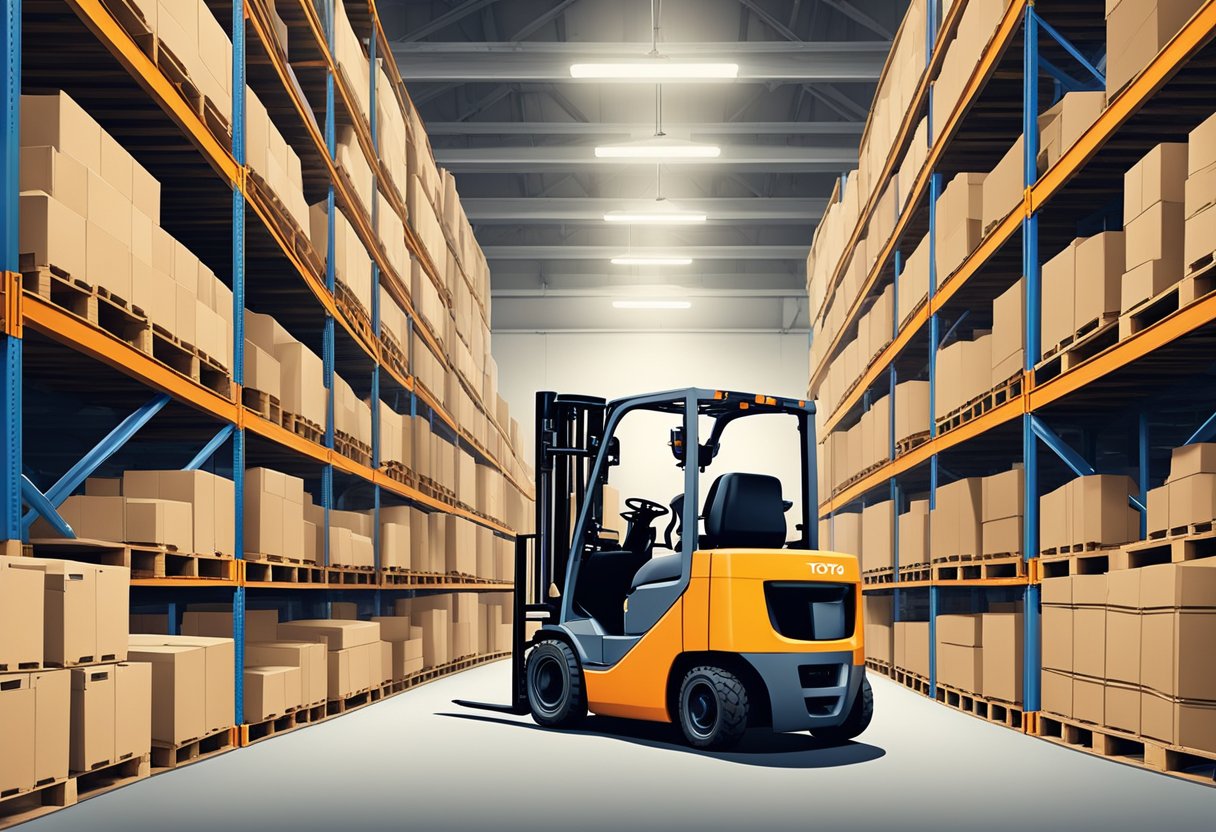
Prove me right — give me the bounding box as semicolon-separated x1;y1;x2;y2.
526;640;587;728
811;676;874;744
677;666;749;749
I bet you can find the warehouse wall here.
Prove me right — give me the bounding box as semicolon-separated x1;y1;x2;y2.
494;332;812;532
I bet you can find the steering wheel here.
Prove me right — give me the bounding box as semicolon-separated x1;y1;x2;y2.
624;497;669;518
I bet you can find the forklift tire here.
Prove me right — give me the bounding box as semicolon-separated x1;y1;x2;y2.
677;666;749;749
811;676;874;744
526;640;586;728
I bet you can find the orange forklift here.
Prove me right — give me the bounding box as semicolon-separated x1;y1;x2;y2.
462;389;871;749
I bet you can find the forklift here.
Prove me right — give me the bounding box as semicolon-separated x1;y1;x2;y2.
466;388;871;750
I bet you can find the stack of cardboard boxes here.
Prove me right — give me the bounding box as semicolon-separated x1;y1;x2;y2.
898;500;931;571
245;86;308;235
276;619;387;702
20;92;232;370
1042;563;1216;754
129;630;234;747
1145;443;1216;536
31;471;236;557
929;0;1012;151
860;500;894;575
244;467;307;563
936;614;984;694
935;172;986;283
395;592;513;670
933;332;992;421
864;595;894;666
1039;474;1141;555
1121;142;1187;315
1105;0;1206;101
309;201;373;317
128;0;233;121
930;477;983;562
244;310;327;430
1184;112;1216;276
982;467;1024;558
894;620;930;679
1;556;152;795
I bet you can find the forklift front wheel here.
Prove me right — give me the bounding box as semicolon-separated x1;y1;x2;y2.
677;666;750;749
526;640;587;728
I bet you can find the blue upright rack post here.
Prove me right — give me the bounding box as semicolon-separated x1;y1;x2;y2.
0;0;20;546
231;0;248;725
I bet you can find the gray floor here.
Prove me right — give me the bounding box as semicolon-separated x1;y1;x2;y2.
28;663;1216;832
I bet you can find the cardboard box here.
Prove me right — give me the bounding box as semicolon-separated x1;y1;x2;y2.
276;619;381;650
982;467;1024;523
114;661;151;761
1167;442;1216;481
1107;0;1206;100
895;621;930;678
1141;688;1174;745
1189;111;1216;177
1042;240;1079;351
1147;484;1170;536
1037;92;1105;171
990;278;1025;383
1125;200;1185;271
0;668;71;794
982;517;1023;558
1073;606;1107;681
930;477;982;560
1121;258;1182;313
860;501;894;573
863;595;893;665
894;380;930;443
70;665;116;772
243;666;302;721
1072;475;1140;548
1167;473;1216;530
1041;669;1072;718
897;500;930;567
937;643;983;693
1042;605;1073;673
181;608;278;642
418;608;450;668
1176;699;1216;754
1072;674;1105;725
1124;142;1188;221
0;558;46;670
1105;681;1141;735
1074;232;1124;328
327;642;377;699
245;641;326;707
124;498;193;552
1104;571;1142;686
1184;162;1216;219
982;136;1025;232
20;92;103;171
20;145;89;218
127;644;206;744
25;558;129;666
130;634;233;735
19;192;87;279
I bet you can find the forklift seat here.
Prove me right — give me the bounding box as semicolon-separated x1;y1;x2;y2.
630;553;682;590
703;473;786;549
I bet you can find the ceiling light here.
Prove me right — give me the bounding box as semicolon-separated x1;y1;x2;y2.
603;209;706;224
611;256;693;266
571;62;739;81
595;138;721;160
613;299;693;310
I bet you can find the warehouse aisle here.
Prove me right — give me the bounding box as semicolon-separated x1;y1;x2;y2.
30;663;1215;832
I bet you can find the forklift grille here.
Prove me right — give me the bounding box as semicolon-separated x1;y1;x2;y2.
763;582;855;642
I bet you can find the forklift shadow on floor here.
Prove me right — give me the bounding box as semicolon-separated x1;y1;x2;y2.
437;710;886;770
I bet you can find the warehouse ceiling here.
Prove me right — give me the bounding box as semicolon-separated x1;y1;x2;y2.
380;0;908;332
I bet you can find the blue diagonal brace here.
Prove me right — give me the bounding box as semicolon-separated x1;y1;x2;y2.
185;425;235;471
1030;414;1146;512
1185;410;1216;445
21;393;171;531
1039;56;1090;95
1032;9;1105;89
21;475;74;537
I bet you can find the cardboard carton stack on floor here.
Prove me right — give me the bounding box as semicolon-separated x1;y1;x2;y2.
1145;443;1216;536
1;556;151;788
20;92;232;370
894;620;930;679
1184;112;1216;276
936;614;984;694
1121;142;1187;314
31;471;235;557
1042;564;1216;755
370;616;426;681
1039;474;1141;555
244;309;327;430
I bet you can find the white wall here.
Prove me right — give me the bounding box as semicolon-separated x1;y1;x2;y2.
494;332;812;534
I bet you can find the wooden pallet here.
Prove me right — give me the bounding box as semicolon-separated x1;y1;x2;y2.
141;31;231;142
896;564;931;582
325;564;377;585
893;668;930;696
242;558;327;585
1119;280;1184;340
335;431;372;467
861;567;895;585
1038;546;1124;578
934;683;1024;731
934;372;1024;436
895;430;930;457
335;282;376;351
150;726;235;772
1182;257;1216;303
1038;317;1119;376
243;386;282;427
1113;531;1216;571
240;702;327;746
0;777;74;830
865;658;893;678
245;171;324;279
283;411;325;444
326;684;386;717
28;538;237;582
380;332;409;382
22;264;149;350
931;553;1027;582
381;460;417;488
1036;714;1216;787
74;754;150;803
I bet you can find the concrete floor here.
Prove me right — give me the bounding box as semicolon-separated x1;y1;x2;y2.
29;663;1216;832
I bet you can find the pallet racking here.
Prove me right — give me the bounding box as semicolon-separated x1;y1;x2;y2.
809;0;1216;749
0;0;529;744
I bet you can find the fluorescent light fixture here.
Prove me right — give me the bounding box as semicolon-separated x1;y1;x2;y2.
611;256;694;266
595;138;721;160
603;209;706;224
571;62;738;80
613;299;693;310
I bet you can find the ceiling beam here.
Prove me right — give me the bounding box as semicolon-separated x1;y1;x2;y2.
462;197;825;224
735;0;802;43
399;0;503;43
391;41;889;83
483;245;807;260
422;121;863;136
433;145;856;173
508;0;583;42
821;0;895;40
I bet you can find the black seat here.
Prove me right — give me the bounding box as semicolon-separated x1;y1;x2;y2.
630;553;682;590
702;473;786;549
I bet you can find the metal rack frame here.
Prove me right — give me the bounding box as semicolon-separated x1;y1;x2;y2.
0;0;523;729
816;0;1216;716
